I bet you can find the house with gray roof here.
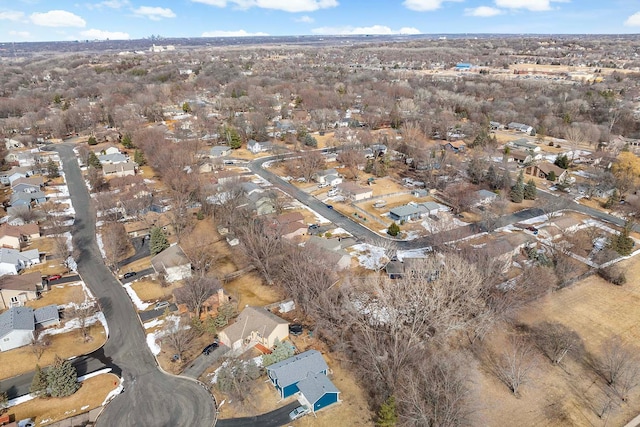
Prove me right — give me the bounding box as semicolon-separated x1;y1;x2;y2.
267;350;330;396
509;138;540;152
389;204;424;222
475;189;498;206
297;372;341;414
10;191;46;207
0;304;59;351
247;139;273;154
218;306;289;352
98;153;128;164
0;248;41;275
209;146;232;158
151;244;192;283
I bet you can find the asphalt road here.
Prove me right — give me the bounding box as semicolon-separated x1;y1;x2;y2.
120;267;155;284
56;144;216;427
217;401;300;427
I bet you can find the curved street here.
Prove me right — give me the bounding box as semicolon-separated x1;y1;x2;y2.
56;144;216;427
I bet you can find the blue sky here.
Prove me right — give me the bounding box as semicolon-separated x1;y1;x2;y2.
1;0;639;42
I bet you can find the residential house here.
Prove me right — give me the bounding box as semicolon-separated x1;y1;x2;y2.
389;204;423;222
272;212;307;240
209;146;232;158
306;236;354;270
385;257;429;279
0;305;60;352
0;248;41;275
336;182;373;201
418;201;444;216
150;244;192;283
314;169;342;186
247;140;273;154
4;138;24;150
241;182;262;196
0;272;45;309
97;146;121;156
98;153;128;164
211;170;240;186
411;189;429;198
247;191;277;216
0;223;40;249
371;144;388;157
525;162;568;182
490;121;503;130
103;162;136;178
11;176;44;193
510;150;533;164
16;151;37;167
0;166;34;185
218;306;289;351
509;138;540;152
440;140;466;152
10;191;46;207
266;350;340;414
507;122;535;135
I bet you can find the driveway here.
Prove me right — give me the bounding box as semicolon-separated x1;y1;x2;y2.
182;344;229;379
117;235;150;268
217;401;301;427
139;303;179;322
55;144;216;427
120;267;155;284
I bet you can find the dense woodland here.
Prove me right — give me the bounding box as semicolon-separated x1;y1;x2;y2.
2;36;640;425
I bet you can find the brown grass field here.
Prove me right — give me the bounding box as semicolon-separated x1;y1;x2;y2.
8;373;120;425
477;254;640;427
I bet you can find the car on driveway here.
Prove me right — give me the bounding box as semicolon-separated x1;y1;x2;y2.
47;274;62;282
155;301;170;311
123;271;137;279
289;406;310;420
202;343;219;355
289;324;303;336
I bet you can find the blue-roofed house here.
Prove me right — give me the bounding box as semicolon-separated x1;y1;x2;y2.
455;63;472;71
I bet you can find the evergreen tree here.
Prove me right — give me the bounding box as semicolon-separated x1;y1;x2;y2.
511;170;525;203
376;396;398;427
150;227;169;256
387;222;400;236
30;364;48;397
262;338;296;366
485;164;499;189
501;168;512;190
546;170;556;181
46;356;79;398
609;220;635;256
121;134;134;149
224;127;242;149
467;158;485;185
134;149;146;166
87;151;102;169
603;189;620;209
524;179;537;200
87;136;97;146
554;154;570;169
182;102;192;113
46;159;60;178
303;134;317;147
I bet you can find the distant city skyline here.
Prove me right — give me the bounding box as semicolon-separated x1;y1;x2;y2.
1;1;639;42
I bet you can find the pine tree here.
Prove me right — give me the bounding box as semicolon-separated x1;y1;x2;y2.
46;356;79;398
376;396;398;427
30;364;48;397
87;136;97;146
524;179;537;200
134;149;146;166
46;159;60;178
262;339;296;366
150;227;169;256
121;134;134;149
501;168;512;190
546;170;556;181
609;220;635;256
87;151;102;169
511;170;525;203
554;154;570;169
387;222;400;237
485;164;498;189
225;127;242;149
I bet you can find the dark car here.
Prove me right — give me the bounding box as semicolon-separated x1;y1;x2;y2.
289;324;303;336
526;226;539;235
47;274;62;281
123;271;137;279
325;204;334;210
202;342;219;355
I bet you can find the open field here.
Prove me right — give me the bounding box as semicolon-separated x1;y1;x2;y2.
477;254;640;427
0;323;106;379
8;373;120;426
130;278;178;302
223;271;282;308
26;283;80;308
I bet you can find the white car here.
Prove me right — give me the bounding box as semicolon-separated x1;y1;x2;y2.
289;406;310;420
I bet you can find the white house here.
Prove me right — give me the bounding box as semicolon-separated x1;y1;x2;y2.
151;244;192;283
247;140;273;154
218;306;289;351
103;162;136;177
0;305;59;352
0;248;41;275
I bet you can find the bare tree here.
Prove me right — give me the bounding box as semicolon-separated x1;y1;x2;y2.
101;222;130;271
175;275;220;318
69;288;98;342
30;330;51;362
234;217;283;285
565;126;585;164
493;336;536;395
532;322;583;365
600;336;640;400
337;148;365;180
162;318;196;360
215;357;261;402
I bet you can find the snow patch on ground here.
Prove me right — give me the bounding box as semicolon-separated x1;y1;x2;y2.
145;315;182;355
403;231;421;240
330;227;352;236
144;318;165;329
292;200;330;224
101;376;124;406
396;248;431;261
41;312;106;337
48;185;70;198
96;233;106;258
78;368;112;382
350;243;388;270
124;283;151;310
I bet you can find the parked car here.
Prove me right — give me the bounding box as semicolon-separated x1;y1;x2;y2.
289;324;303;336
123;271;137;279
289;406;310;420
47;274;62;282
325;204;334;210
155;301;170;311
202;342;219;355
526;226;539;235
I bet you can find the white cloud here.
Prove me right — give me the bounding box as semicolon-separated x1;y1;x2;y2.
295;15;314;23
201;29;269;37
312;25;421;35
465;6;502;17
192;0;338;13
80;29;130;39
403;0;461;12
30;10;86;27
0;11;25;21
132;6;176;20
86;0;131;9
8;30;31;39
494;0;567;12
624;12;640;27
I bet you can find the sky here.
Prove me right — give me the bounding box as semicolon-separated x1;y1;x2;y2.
0;0;639;42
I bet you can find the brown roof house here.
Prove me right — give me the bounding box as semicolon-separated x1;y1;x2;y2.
0;223;40;250
271;212;307;240
525;162;568;182
151;244;192;283
218;306;289;352
0;272;45;309
337;182;373;201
